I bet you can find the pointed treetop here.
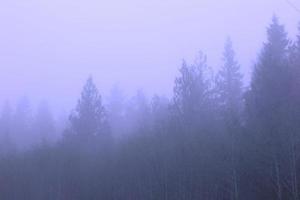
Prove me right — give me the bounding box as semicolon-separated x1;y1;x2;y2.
70;76;107;137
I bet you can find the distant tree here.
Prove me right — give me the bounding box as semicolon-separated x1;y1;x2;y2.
172;52;227;199
247;16;289;123
13;96;33;150
107;84;127;138
245;16;290;200
126;90;151;134
173;52;212;127
216;38;243;124
68;77;109;139
0;101;15;155
0;101;13;137
215;38;243;200
150;95;170;132
289;23;300;106
286;23;300;200
33;101;56;145
60;77;112;199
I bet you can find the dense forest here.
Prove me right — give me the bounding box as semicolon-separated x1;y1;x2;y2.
0;16;300;200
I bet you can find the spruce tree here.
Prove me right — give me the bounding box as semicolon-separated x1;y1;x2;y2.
216;38;243;124
34;101;56;144
173;52;212;127
216;38;243;200
245;16;290;200
69;77;108;139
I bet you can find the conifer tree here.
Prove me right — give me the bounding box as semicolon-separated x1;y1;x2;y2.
69;77;108;138
216;38;243;124
245;16;290;200
173;52;212;127
34;101;56;144
216;38;243;200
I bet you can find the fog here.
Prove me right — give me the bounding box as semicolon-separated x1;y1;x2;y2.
0;0;298;111
1;0;300;199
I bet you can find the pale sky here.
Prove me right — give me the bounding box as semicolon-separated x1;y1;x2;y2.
0;0;299;112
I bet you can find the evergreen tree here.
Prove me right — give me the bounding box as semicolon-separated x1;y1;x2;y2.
173;52;212;128
215;38;244;200
245;16;290;200
247;16;289;123
34;101;56;144
69;77;108;139
0;101;15;155
289;23;300;109
107;84;127;138
216;38;243;124
286;23;300;200
150;95;169;132
13;96;32;150
126;90;151;134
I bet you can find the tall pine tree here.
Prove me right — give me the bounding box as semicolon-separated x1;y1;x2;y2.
245;16;290;200
69;77;108;139
216;38;243;200
216;38;243;125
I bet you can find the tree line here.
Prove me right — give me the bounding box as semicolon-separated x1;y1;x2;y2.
0;16;300;200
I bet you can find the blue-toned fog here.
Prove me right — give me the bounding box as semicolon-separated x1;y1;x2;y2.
1;1;300;199
0;0;298;112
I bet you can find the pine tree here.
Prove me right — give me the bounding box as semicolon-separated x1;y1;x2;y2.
0;101;15;155
289;23;300;107
245;16;290;200
107;84;127;138
0;101;13;138
34;101;56;144
13;96;32;150
126;90;151;134
216;38;243;124
286;23;300;200
69;77;108;139
173;52;212;127
247;16;289;122
215;38;243;200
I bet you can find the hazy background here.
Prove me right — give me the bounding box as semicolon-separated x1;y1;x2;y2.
0;0;299;112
